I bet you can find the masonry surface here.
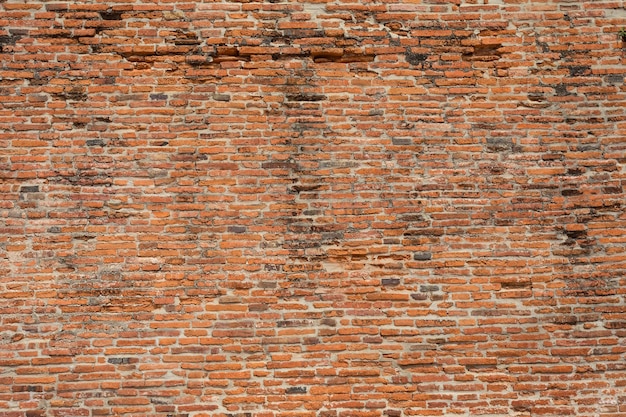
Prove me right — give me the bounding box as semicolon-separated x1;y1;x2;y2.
1;0;626;416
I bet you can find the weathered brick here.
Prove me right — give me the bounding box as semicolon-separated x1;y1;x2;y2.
1;1;625;416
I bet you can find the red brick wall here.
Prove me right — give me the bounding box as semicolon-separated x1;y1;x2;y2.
1;1;626;416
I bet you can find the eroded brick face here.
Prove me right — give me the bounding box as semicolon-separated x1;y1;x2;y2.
1;1;625;416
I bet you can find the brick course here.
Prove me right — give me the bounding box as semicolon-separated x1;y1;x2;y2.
1;0;626;416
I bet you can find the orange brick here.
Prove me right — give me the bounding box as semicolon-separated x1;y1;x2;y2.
0;2;624;416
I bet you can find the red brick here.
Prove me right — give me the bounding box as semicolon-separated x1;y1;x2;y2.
1;1;625;416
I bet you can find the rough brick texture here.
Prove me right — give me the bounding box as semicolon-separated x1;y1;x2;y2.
1;0;626;416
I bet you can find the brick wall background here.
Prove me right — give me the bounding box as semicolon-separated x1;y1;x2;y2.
1;0;626;416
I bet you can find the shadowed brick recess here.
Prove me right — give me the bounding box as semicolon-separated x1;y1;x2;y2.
1;1;626;416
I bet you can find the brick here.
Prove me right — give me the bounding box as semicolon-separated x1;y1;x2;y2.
0;1;625;416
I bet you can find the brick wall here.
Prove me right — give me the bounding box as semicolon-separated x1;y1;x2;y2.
1;0;626;416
